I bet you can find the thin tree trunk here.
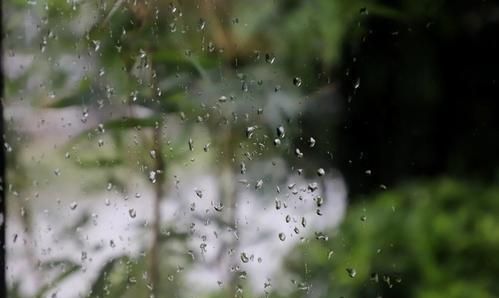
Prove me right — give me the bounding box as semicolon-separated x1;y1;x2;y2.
0;1;7;294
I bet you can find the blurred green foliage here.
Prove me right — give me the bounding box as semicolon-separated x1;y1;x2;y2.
284;179;499;298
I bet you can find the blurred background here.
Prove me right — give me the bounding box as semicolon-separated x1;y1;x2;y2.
2;0;499;297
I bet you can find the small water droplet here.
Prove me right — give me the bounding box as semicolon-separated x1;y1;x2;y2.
242;81;249;92
169;22;177;32
295;148;303;158
213;202;224;212
293;77;302;87
354;78;360;90
149;150;156;159
246;126;257;139
308;137;316;147
188;138;194;151
129;208;136;218
346;268;357;278
276;125;285;138
278;233;286;241
198;18;206;31
240;252;249;263
317;168;325;176
69;202;78;210
255;179;263;190
265;53;275;64
195;189;203;198
328;250;334;260
149;171;157;183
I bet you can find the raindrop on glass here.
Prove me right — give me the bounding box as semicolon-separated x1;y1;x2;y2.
129;208;137;218
293;77;302;87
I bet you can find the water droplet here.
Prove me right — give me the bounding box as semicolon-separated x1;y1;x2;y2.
265;53;275;64
198;18;206;31
301;217;307;228
255;179;263;190
360;7;369;15
275;199;282;210
273;138;281;146
98;139;104;147
69;202;78;210
354;78;360;90
149;171;157;183
246;126;257;139
242;81;249;92
308;182;318;192
293;77;302;87
316;196;324;207
54;168;61;176
218;95;228;102
317;168;325;176
346;268;357;278
169;22;177;32
295;148;303;158
188;138;194;151
276;125;285;138
149;150;156;159
285;215;291;223
240;162;247;174
278;233;286;241
308;137;316;147
213;202;224;212
360;215;367;222
195;189;203;198
169;3;177;13
106;183;113;191
208;42;215;52
328;250;334;260
129;208;136;218
240;252;249;263
92;40;101;52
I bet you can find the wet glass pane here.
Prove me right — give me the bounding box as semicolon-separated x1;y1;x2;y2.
2;1;499;298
